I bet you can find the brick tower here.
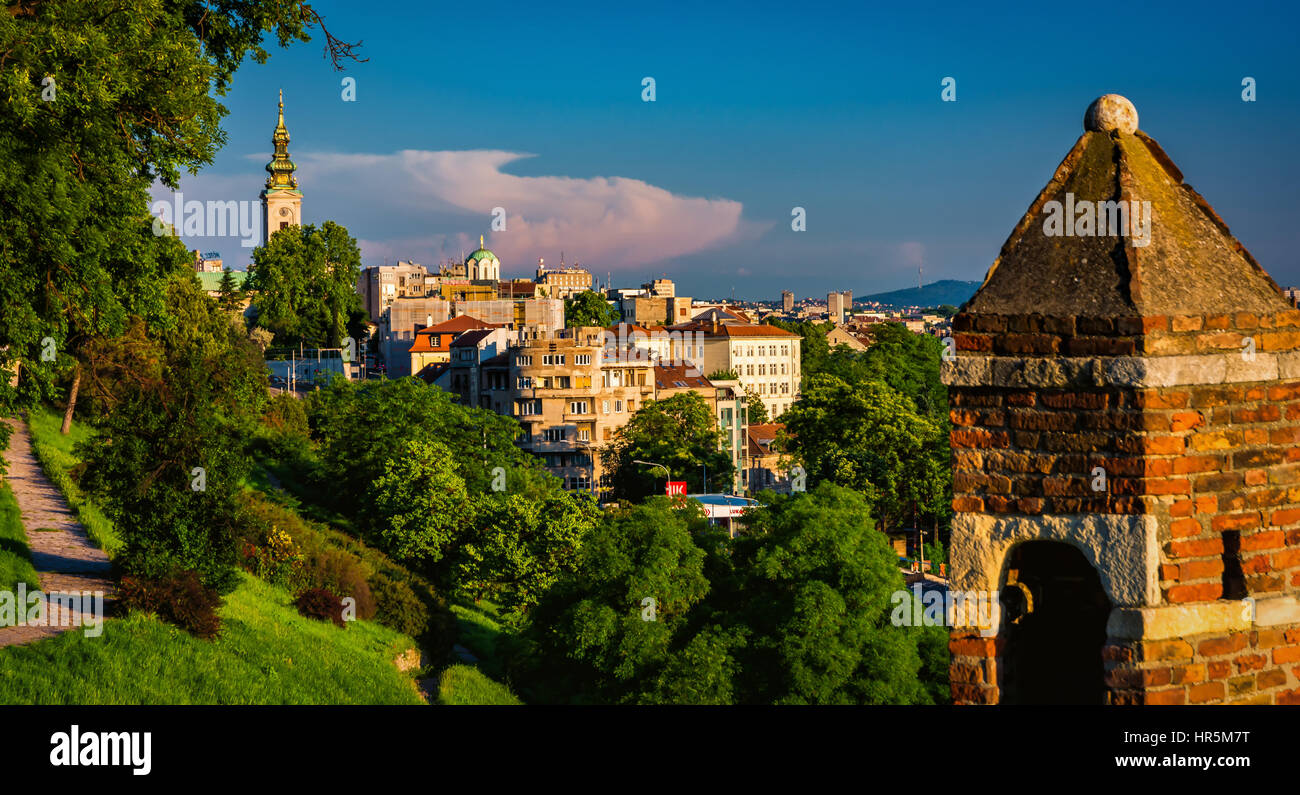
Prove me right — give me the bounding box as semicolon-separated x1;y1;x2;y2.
944;95;1300;705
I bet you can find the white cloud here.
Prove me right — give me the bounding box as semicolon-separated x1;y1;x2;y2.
301;149;746;271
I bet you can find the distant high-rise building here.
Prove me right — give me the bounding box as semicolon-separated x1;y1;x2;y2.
782;290;794;313
827;291;852;325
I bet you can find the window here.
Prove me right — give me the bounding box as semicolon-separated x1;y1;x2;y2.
543;427;567;442
517;354;532;366
518;376;533;389
627;400;635;412
576;375;592;389
602;399;610;414
569;401;589;415
758;364;766;376
575;354;591;365
577;429;590;442
781;363;787;375
781;345;788;356
615;400;623;412
556;355;565;365
770;345;777;356
555;376;571;389
747;365;755;376
518;399;541;416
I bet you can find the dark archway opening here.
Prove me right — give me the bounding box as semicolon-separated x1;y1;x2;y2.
1000;541;1111;705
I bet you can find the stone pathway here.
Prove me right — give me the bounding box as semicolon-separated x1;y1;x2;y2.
0;418;113;647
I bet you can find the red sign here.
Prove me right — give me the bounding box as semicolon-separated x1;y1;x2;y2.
665;481;687;497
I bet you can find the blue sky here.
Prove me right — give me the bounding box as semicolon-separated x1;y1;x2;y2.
165;0;1300;300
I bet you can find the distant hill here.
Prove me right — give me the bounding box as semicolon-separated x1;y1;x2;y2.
855;279;981;309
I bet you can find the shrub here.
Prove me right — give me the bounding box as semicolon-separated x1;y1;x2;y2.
294;586;346;627
119;571;222;639
239;524;306;591
305;548;376;620
370;573;429;637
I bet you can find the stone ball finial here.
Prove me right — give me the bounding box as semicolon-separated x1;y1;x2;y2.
1084;94;1138;134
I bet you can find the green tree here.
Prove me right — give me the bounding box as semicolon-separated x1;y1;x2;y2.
705;369;738;381
506;497;714;703
720;484;936;704
78;276;269;592
564;290;619;328
368;439;474;566
781;374;948;532
217;270;243;312
602;392;734;499
461;490;599;613
306;377;540;509
745;389;769;424
246;221;366;348
0;0;358;443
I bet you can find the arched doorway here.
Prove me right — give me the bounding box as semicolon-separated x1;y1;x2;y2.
999;541;1111;705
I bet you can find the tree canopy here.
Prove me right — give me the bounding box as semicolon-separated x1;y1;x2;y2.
601;392;734;499
246;221;367;348
563;290;619;328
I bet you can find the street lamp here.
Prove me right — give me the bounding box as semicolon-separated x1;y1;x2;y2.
633;459;670;494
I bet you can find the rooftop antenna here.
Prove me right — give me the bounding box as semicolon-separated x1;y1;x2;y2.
919;264;923;291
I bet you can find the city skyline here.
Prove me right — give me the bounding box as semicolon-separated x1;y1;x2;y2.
152;0;1300;300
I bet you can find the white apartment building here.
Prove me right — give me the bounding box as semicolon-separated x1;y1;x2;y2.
684;322;802;419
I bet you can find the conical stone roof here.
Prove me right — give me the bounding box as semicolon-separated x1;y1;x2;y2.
966;95;1289;318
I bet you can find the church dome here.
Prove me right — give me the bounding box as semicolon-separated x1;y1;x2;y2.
466;235;498;266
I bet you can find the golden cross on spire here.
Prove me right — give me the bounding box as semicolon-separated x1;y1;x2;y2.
480;234;485;248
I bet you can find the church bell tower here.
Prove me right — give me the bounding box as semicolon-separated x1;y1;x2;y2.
260;89;302;245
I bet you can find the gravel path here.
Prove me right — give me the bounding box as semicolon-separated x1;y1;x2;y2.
0;418;113;647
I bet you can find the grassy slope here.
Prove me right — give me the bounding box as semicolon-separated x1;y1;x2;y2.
25;407;121;557
3;408;424;705
0;573;423;705
0;482;40;592
251;441;527;704
437;664;522;706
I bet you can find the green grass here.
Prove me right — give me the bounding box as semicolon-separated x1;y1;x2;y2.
450;600;511;680
0;572;425;704
25;407;121;557
436;664;522;706
0;482;40;592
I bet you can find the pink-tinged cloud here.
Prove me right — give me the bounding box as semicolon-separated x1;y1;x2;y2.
296;150;746;270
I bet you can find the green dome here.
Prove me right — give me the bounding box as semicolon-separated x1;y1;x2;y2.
465;235;498;265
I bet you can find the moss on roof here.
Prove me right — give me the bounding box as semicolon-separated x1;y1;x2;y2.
966;121;1289;318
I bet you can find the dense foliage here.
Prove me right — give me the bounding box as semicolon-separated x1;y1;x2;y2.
246;221;368;348
507;485;946;704
563;290;620;328
601;391;735;499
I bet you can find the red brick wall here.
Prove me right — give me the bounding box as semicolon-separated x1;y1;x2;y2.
948;309;1300;704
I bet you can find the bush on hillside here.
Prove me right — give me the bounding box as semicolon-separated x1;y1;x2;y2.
119;571;222;639
294;586;345;627
304;547;376;620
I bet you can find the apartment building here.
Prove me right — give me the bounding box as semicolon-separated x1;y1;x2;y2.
535;260;593;298
357;261;430;322
781;290;794;313
408;315;501;377
379;295;563;377
440;325;746;498
678;321;802;419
